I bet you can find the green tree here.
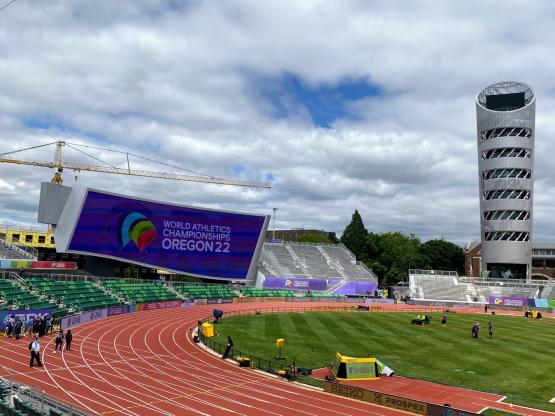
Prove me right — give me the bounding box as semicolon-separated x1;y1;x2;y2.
340;210;368;260
327;231;339;244
419;239;464;274
296;233;331;244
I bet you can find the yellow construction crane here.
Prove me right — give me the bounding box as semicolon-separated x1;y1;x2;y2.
0;140;271;188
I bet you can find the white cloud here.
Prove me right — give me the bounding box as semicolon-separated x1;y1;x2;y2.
0;0;554;244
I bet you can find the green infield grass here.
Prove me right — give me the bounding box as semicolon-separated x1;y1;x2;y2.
211;311;555;411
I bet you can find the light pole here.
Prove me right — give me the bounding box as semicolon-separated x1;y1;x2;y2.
272;208;278;240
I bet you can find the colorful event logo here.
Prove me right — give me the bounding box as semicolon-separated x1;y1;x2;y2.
494;297;504;305
118;212;157;252
285;279;293;288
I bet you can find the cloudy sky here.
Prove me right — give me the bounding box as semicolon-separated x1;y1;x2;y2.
1;0;555;245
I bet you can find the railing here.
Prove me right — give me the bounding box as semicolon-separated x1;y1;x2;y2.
0;236;38;259
1;366;89;416
409;269;459;277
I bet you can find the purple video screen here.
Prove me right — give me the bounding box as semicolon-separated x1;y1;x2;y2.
66;190;267;280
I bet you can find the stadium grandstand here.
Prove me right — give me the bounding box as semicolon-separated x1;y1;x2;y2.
409;269;551;303
257;241;378;296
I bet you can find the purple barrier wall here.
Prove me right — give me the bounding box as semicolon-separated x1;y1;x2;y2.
263;277;328;291
330;281;378;296
0;309;53;331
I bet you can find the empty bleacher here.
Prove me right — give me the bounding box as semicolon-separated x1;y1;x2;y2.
239;288;294;297
411;274;469;301
259;242;377;282
103;279;180;304
0;277;55;310
25;276;121;312
0;237;37;260
175;284;236;300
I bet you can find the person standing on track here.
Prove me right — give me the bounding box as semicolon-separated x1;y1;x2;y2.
65;329;73;351
14;317;22;340
222;336;233;359
29;336;42;368
441;311;447;327
54;330;64;353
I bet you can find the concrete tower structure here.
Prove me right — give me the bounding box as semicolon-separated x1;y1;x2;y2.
476;81;535;280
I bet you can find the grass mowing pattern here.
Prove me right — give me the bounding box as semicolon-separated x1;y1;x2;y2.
213;311;555;411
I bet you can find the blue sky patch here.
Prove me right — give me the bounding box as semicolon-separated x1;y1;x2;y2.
256;73;381;128
22;116;109;143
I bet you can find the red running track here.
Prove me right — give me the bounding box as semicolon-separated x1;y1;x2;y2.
0;302;414;416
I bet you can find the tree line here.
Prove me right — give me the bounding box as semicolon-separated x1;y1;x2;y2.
296;209;464;285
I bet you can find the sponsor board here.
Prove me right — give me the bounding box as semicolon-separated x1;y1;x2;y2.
264;277;328;291
233;297;256;303
181;301;194;308
324;382;428;414
323;382;478;416
0;260;77;269
194;299;208;305
0;309;52;331
136;300;181;311
206;298;234;305
61;308;108;329
363;298;395;304
487;296;529;307
107;305;131;317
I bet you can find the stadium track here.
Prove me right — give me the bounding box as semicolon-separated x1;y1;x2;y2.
0;302;553;416
0;302;419;416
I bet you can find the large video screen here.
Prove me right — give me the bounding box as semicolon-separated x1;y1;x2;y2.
56;189;269;280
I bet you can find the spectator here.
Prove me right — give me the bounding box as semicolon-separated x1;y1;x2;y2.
39;316;46;337
441;312;447;327
14;317;23;340
29;336;42;368
54;330;64;353
65;329;73;351
488;322;494;339
6;315;15;338
46;316;53;335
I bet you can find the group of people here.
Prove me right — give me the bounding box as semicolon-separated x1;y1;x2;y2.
439;312;494;339
5;315;25;339
5;314;55;339
28;329;73;368
471;322;494;339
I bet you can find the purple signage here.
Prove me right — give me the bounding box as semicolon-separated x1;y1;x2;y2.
58;189;269;280
264;277;328;291
0;309;52;331
487;296;529;307
330;281;378;296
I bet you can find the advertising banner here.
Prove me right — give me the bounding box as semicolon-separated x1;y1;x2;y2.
0;260;77;269
56;188;269;280
487;296;529;307
107;305;131;317
0;309;52;331
363;298;395;304
264;277;328;291
136;300;181;311
30;261;77;269
61;308;108;329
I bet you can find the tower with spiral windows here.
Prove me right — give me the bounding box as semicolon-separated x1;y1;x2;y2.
476;81;535;280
